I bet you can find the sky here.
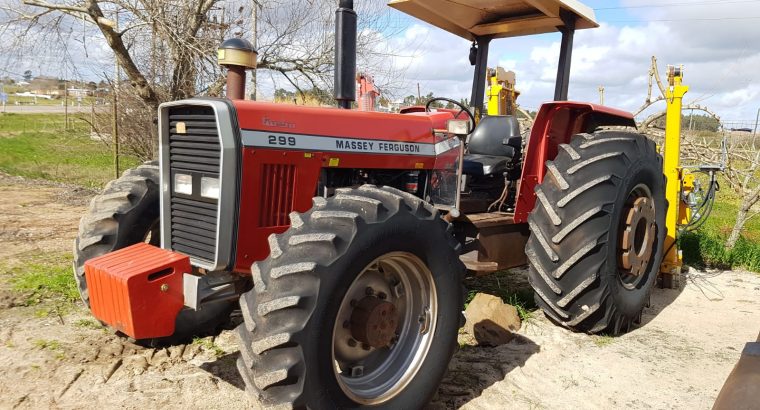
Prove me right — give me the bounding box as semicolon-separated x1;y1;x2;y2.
381;0;760;122
2;0;760;123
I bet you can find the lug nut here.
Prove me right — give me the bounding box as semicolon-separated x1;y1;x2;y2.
365;287;375;296
347;338;357;347
377;292;387;300
361;343;371;351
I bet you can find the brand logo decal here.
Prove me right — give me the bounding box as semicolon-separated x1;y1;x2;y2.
262;116;296;129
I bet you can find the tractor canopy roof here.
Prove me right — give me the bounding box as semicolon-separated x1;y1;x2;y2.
388;0;598;40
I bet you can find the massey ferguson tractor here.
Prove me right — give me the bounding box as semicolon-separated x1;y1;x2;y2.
74;0;711;408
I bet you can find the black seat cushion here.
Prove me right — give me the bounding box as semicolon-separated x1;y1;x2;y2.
463;150;514;176
468;116;521;157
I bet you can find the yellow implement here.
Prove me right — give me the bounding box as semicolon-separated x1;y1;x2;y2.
486;67;520;116
660;66;689;287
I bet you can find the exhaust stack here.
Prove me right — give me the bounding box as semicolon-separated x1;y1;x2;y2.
334;0;357;109
217;38;257;100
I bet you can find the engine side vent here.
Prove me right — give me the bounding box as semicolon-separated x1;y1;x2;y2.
259;164;297;227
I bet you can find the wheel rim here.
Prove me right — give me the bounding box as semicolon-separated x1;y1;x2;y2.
331;252;437;405
618;184;656;289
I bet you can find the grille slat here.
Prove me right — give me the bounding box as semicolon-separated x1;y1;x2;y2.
169;114;216;121
172;244;215;261
167;105;220;264
171;161;220;173
171;203;217;217
171;209;218;224
170;148;221;158
172;230;217;246
170;128;219;136
170;120;218;128
168;141;220;150
170;135;220;143
171;223;217;240
170;154;220;166
172;197;217;210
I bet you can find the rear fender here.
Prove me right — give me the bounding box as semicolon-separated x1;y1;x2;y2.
513;102;636;223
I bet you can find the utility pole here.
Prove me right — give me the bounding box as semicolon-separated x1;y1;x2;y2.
250;0;261;100
112;9;120;178
754;107;760;137
598;85;604;105
417;83;421;103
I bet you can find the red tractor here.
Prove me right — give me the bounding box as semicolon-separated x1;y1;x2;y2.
75;0;670;408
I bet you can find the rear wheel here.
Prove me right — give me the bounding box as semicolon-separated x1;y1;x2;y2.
236;185;465;409
526;131;665;334
73;162;235;346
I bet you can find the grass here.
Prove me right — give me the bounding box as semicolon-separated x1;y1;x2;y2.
33;338;66;359
1;252;80;317
9;253;79;306
0;113;139;188
592;335;615;347
192;337;226;358
680;174;760;272
73;318;104;330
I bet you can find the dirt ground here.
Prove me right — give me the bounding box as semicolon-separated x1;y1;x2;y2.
0;173;758;410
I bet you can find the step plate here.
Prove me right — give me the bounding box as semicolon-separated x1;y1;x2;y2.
84;243;190;339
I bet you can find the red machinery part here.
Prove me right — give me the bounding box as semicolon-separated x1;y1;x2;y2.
84;243;189;339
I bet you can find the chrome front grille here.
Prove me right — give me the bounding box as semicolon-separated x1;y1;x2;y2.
167;106;221;264
159;99;239;271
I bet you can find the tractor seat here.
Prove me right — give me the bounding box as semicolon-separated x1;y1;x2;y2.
462;115;521;176
462;152;514;176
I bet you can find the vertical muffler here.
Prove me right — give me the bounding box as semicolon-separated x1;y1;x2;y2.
334;0;357;109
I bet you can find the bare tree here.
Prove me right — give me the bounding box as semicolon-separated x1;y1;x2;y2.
2;0;409;105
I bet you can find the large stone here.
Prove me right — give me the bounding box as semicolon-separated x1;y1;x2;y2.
463;293;521;346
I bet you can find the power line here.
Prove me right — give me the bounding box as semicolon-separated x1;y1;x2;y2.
607;16;760;22
595;0;760;11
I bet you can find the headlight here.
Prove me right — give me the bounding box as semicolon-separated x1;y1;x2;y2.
173;173;193;195
200;176;220;199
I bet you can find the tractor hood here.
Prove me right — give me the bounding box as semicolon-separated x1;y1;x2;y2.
232;100;455;147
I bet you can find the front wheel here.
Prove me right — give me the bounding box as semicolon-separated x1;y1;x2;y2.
236;185;465;409
73;162;236;346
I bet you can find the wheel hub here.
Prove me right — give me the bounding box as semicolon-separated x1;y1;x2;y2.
620;196;656;278
332;252;437;405
350;296;399;348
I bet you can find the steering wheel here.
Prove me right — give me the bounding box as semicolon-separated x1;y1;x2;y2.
425;97;476;133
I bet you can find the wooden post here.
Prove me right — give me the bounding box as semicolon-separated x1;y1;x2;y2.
64;80;69;131
112;9;120;178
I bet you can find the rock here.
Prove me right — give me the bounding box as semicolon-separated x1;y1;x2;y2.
463;293;521;346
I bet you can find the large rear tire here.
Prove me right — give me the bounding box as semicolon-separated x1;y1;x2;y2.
73;162;235;346
236;185;465;409
526;131;665;335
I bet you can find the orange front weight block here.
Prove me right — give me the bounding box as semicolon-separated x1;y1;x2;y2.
84;243;190;339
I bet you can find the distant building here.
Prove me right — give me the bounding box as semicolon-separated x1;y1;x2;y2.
67;88;91;97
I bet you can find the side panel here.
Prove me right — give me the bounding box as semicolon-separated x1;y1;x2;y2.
233;147;444;273
234;148;323;270
514;102;636;223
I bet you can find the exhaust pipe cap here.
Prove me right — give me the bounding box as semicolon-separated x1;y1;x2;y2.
217;38;257;70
